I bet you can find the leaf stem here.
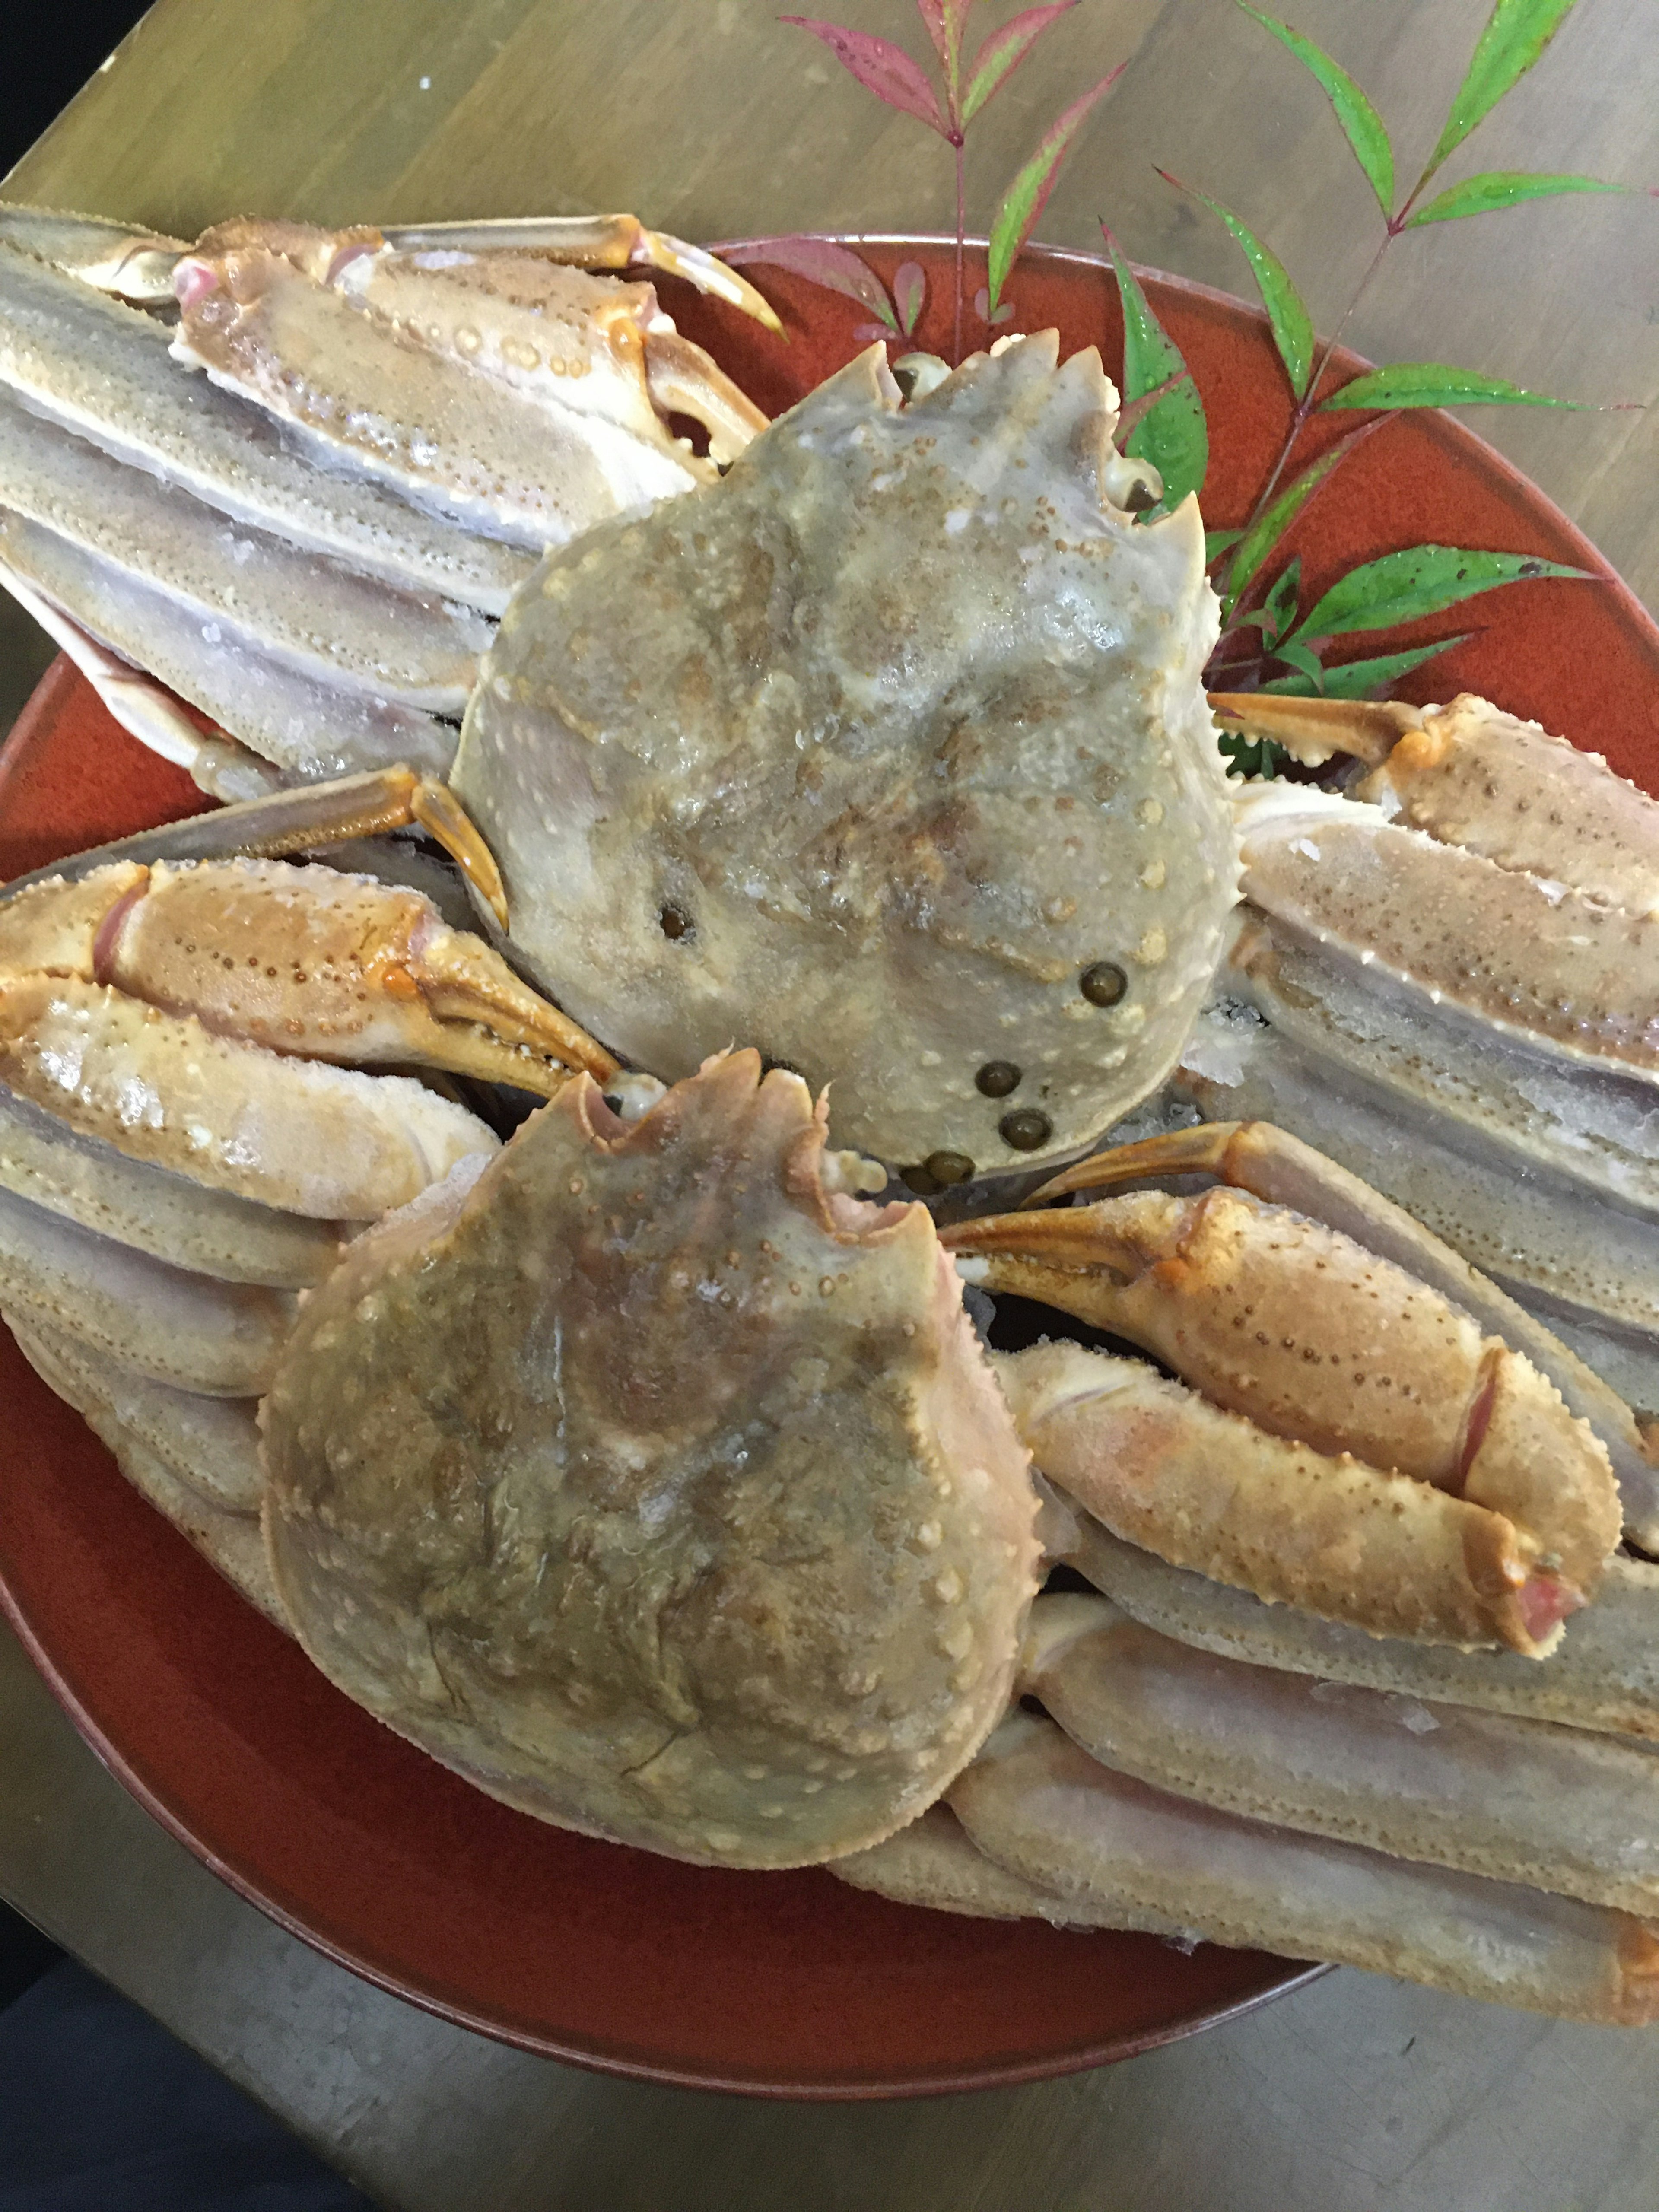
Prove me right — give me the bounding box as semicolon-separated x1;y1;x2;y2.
1230;225;1392;562
953;136;966;365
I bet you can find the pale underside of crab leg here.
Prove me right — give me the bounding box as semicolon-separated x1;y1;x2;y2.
952;1155;1621;1604
0;388;491;715
1068;1513;1659;1746
0;239;532;614
1033;1113;1659;1550
0;1181;295;1395
1214;691;1659;916
1239;784;1659;1082
172;245;707;548
0;1078;337;1287
0;528;455;795
995;1341;1562;1655
950;1712;1659;2026
0;553;282;800
1224;915;1659;1223
1023;1592;1659;1919
829;1799;1179;1930
8;1312;283;1625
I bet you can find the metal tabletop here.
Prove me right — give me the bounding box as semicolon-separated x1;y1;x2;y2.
4;3;1659;2203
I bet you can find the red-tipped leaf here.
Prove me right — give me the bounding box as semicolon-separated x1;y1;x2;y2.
985;64;1125;311
721;235;897;323
781;17;950;134
962;1;1079;125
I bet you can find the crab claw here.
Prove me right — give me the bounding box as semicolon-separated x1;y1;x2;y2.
1207;689;1418;767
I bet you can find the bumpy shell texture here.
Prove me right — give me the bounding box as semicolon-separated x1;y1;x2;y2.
260;1052;1039;1866
454;334;1235;1176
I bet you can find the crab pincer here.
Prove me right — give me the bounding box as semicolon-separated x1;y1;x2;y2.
944;1121;1621;1656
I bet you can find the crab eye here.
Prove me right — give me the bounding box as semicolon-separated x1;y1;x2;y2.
975;1060;1022;1098
999;1109;1052;1152
1079;961;1127;1007
924;1150;976;1186
659;903;693;941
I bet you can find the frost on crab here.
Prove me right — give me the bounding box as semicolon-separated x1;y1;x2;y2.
455;331;1238;1181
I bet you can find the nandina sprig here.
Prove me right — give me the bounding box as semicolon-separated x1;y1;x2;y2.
1119;0;1641;748
782;2;1117;359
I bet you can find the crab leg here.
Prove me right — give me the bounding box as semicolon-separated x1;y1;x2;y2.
995;1341;1567;1654
0;979;503;1219
1068;1514;1659;1745
950;1136;1622;1599
0;855;614;1088
0;553;281;801
1222;915;1659;1223
1237;781;1659;1083
1023;1592;1659;1918
0;388;491;714
9;1312;283;1626
950;1713;1659;2026
1035;1113;1659;1547
1214;690;1659;913
830;1800;1178;1931
0;521;456;790
171;232;723;544
0;1080;337;1288
0;203;783;331
0;240;531;614
0;1182;294;1396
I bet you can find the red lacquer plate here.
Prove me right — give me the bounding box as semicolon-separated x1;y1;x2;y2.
1;239;1655;2099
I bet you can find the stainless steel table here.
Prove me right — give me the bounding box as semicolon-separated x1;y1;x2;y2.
6;3;1659;2203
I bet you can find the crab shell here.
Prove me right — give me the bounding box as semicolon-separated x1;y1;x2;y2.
259;1051;1041;1868
454;333;1237;1179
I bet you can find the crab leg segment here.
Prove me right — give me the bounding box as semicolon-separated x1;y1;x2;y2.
1023;1592;1659;1918
378;214;784;331
950;1150;1621;1601
1215;690;1659;913
1238;782;1659;1081
950;1711;1659;2027
995;1341;1565;1655
1160;1055;1659;1544
0;1079;337;1289
1069;1514;1659;1746
2;857;616;1093
1208;689;1416;767
169;225;759;544
0;1181;294;1396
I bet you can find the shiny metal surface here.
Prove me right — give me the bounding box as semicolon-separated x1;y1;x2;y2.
4;0;1659;2201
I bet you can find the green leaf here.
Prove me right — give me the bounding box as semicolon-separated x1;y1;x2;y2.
1274;639;1326;686
1259;634;1472;697
1261;556;1302;646
1103;229;1208;514
1206;528;1244;559
1323;362;1586;411
1290;545;1588;643
1424;0;1581;185
1155;171;1313;397
1406;170;1627;227
1222;422;1380;613
985;65;1124;312
1236;3;1393;216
